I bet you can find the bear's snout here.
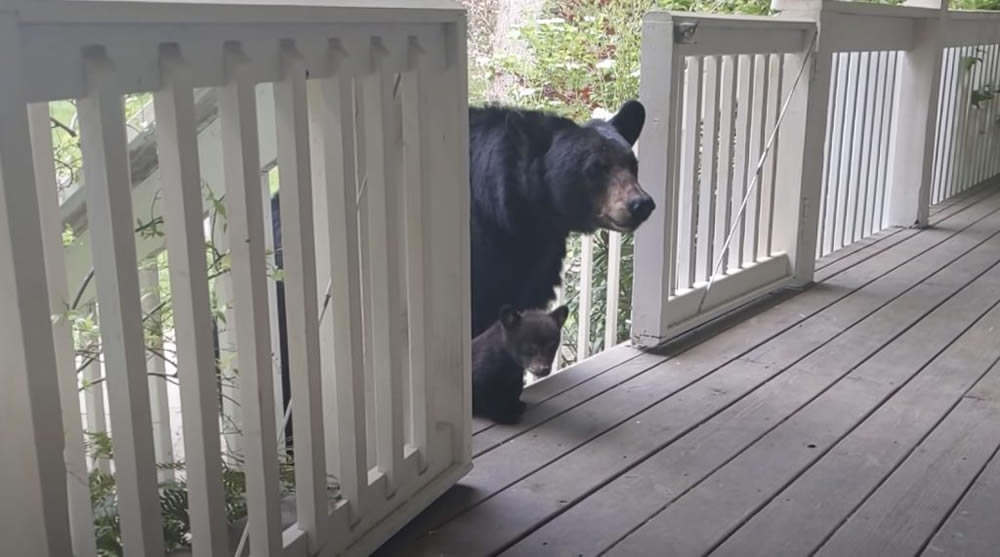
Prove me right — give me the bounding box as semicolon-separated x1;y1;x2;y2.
628;193;656;224
528;365;552;378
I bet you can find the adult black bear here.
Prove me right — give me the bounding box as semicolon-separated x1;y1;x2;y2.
267;100;652;438
468;100;653;337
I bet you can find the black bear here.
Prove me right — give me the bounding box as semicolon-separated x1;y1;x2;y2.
472;305;569;424
468;100;653;337
266;100;652;438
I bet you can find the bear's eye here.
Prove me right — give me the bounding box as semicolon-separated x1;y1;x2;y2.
586;159;608;177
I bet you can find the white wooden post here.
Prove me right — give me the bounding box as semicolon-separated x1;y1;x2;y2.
274;39;328;550
82;304;111;474
28;102;99;557
79;47;167;556
576;234;594;359
886;0;948;228
0;14;74;556
141;263;174;482
362;37;406;497
770;0;833;286
219;41;283;556
154;43;230;557
632;13;679;347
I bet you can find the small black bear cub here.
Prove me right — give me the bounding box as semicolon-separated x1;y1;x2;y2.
472;304;569;424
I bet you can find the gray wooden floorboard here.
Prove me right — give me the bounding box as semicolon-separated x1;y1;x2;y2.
712;275;1000;557
472;345;644;435
922;431;1000;557
812;362;1000;557
374;184;1000;557
517;205;1000;557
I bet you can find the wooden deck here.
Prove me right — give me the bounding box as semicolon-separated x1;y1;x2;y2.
375;182;1000;557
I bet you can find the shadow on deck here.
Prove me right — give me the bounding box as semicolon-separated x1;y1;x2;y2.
376;182;1000;557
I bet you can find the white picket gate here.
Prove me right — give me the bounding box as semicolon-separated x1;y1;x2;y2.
0;1;472;556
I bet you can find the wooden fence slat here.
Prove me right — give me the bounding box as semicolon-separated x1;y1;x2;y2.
153;45;230;557
758;53;781;258
260;169;285;452
604;231;622;351
821;54;845;257
308;45;369;523
80;304;111;473
27;102;99;557
864;51;886;236
877;52;899;228
696;56;720;285
273;40;328;548
715;55;737;273
78;47;165;557
577;234;594;359
401;38;431;470
745;54;766;264
218;42;283;556
845;52;869;247
362;39;406;496
0;18;73;555
731;54;753;270
678;56;702;290
140;264;174;482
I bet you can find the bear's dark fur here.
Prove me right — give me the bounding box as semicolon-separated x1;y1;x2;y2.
468;100;653;337
472;305;568;424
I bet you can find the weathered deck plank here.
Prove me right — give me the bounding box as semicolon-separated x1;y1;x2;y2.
923;431;1000;557
516;195;1000;557
812;363;1000;557
713;275;1000;557
375;186;1000;557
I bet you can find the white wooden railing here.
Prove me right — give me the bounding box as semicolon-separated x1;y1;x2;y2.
0;1;472;556
622;0;1000;348
535;0;1000;371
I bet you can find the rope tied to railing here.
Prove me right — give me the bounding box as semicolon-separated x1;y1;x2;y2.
696;29;819;314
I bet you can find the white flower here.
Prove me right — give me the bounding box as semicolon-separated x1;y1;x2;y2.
584;16;597;22
564;62;584;70
596;59;616;71
515;86;538;98
537;17;566;25
631;67;641;78
591;107;614;121
475;56;490;67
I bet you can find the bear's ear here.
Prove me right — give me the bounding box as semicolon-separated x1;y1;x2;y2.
499;305;522;330
550;305;569;328
610;100;646;146
505;110;553;158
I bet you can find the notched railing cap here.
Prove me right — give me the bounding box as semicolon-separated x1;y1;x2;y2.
674;21;698;44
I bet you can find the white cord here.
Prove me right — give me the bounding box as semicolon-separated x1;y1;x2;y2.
696;31;819;313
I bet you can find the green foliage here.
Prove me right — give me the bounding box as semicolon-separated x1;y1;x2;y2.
84;432;332;556
951;0;1000;9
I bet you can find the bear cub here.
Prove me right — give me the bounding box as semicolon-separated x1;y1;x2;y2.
472;305;569;424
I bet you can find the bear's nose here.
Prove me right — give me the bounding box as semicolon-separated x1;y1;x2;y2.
532;366;551;378
628;195;655;222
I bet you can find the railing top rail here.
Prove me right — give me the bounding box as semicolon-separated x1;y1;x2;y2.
646;10;815;30
820;0;942;19
17;0;463;24
645;10;815;57
949;8;1000;21
15;3;454;103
